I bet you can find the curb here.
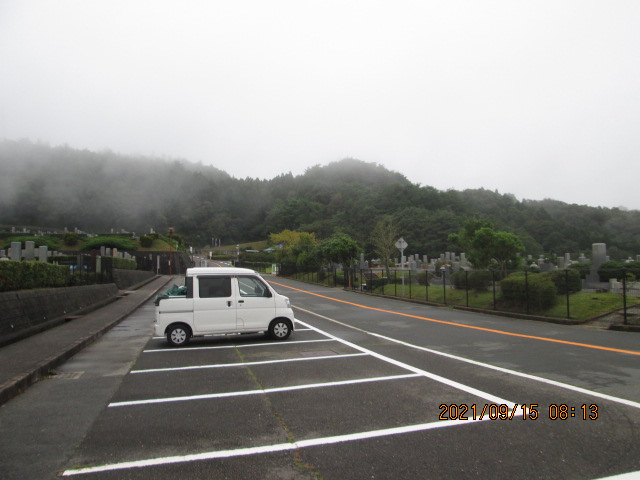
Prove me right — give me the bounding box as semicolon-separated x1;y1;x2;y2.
0;275;174;407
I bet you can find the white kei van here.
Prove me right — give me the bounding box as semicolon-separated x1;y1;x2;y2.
154;267;295;347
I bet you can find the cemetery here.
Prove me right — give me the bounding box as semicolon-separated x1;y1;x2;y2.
0;228;193;347
265;241;640;328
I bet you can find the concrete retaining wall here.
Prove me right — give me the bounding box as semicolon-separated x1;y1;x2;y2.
0;284;119;347
112;269;155;289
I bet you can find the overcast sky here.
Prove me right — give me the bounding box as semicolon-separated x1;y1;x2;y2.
1;1;639;210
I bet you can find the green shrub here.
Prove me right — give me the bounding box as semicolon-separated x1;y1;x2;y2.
1;236;60;251
416;271;434;286
81;236;137;251
541;269;581;294
0;261;70;292
367;276;388;291
139;235;154;248
500;272;558;312
598;261;640;282
62;232;80;246
112;258;137;270
452;270;492;291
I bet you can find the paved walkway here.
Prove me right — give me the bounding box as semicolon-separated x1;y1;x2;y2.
0;275;175;406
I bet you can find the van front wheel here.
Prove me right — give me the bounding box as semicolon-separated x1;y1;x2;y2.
268;319;292;340
167;324;191;347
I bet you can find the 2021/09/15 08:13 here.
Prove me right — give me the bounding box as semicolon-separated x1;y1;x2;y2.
438;403;599;421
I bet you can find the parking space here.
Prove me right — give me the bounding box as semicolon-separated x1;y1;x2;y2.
60;295;640;479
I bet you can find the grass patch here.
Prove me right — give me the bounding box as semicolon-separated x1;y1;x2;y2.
1;235;61;250
137;238;174;251
372;283;635;321
213;240;269;252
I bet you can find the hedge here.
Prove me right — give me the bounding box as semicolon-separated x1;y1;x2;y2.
0;261;70;292
541;269;581;294
452;270;493;291
500;272;558;312
112;258;137;270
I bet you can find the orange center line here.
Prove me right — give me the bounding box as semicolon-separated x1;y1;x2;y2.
272;281;640;357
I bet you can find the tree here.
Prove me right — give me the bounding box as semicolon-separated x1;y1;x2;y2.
319;233;360;267
473;228;524;273
450;221;524;274
370;216;399;277
269;230;318;265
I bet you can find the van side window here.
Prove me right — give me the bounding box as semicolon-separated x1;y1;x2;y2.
198;276;232;298
237;276;271;297
186;276;193;298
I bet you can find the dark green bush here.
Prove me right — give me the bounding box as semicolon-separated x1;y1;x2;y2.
81;236;137;251
62;232;80;246
452;270;492;291
367;276;388;291
0;261;70;292
598;261;640;282
500;272;558;312
112;258;137;270
139;235;154;248
541;269;581;294
416;271;433;286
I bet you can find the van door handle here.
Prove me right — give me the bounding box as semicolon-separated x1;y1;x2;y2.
238;299;244;304
227;301;232;307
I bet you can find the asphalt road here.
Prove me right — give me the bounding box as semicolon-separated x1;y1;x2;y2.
2;276;639;479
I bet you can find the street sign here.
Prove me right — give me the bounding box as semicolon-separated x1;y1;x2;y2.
395;237;408;250
395;237;408;296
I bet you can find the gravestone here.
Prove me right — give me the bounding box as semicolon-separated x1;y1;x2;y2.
38;246;48;262
592;243;607;267
586;243;609;286
24;241;35;261
10;242;21;261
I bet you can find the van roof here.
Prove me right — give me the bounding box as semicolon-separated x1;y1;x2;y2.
186;267;258;276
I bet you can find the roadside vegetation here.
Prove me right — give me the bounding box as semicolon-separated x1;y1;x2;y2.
0;232;182;253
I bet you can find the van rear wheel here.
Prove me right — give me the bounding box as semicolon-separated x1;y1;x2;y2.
167;324;191;347
268;319;292;340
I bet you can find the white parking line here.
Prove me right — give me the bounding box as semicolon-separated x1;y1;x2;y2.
295;319;516;406
109;373;421;407
295;307;640;410
61;313;525;477
144;338;334;353
61;417;500;476
130;352;368;374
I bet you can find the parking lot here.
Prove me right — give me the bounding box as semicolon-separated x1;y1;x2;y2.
58;279;640;479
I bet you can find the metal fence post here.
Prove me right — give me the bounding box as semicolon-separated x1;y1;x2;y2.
393;270;397;296
565;269;571;319
426;273;429;302
492;270;497;310
623;268;628;325
525;269;530;315
442;268;447;305
465;269;469;307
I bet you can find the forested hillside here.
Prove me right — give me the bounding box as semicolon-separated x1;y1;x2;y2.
1;140;639;259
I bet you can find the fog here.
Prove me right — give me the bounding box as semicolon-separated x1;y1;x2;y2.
1;1;639;209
